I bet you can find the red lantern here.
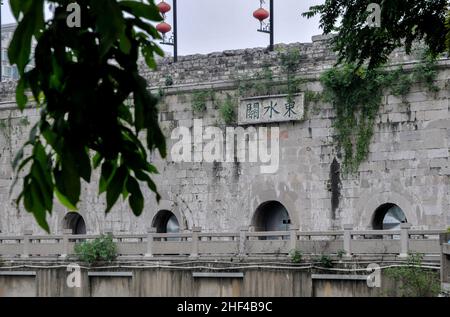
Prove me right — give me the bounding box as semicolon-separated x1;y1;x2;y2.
156;22;172;34
157;1;171;14
253;8;269;21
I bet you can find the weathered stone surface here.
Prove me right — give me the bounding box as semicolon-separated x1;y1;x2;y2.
0;38;448;235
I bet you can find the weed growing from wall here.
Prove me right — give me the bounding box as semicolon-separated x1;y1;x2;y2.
385;253;440;297
19;117;30;127
289;249;303;263
191;90;214;114
317;254;334;268
74;234;118;265
219;94;236;124
236;49;306;100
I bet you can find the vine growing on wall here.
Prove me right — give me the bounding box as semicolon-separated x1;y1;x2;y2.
0;116;12;149
191;90;214;114
279;48;305;104
237;49;307;99
219;94;235;124
320;54;439;173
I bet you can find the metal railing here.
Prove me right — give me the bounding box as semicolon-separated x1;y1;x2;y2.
0;224;443;259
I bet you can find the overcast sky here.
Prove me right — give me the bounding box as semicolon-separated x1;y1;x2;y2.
1;0;324;55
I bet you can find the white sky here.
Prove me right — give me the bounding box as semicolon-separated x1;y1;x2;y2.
1;0;324;55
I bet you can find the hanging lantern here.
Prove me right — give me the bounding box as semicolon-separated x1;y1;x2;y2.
253;7;270;22
156;21;172;34
157;1;172;14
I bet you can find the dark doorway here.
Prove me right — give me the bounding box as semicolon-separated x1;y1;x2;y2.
252;201;291;232
152;210;180;233
63;212;87;234
372;203;407;230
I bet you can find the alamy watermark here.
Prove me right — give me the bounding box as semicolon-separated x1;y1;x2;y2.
366;263;381;288
367;3;381;28
66;263;81;288
170;119;280;174
66;3;81;28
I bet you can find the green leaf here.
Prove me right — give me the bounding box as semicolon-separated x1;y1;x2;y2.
91;0;125;57
10;0;33;21
141;44;157;69
29;183;50;233
119;29;132;54
54;148;81;207
73;147;92;183
8;0;44;74
30;164;53;212
16;77;28;110
55;187;77;210
105;165;127;213
100;161;116;194
93;153;103;169
126;176;143;216
119;1;163;22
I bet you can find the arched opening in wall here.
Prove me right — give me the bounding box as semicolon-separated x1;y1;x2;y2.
63;212;86;234
152;210;180;234
372;203;407;230
252;201;291;232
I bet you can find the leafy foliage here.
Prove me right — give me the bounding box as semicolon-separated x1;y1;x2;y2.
9;1;166;231
385;253;440;297
303;0;448;68
317;254;333;268
191;90;213;113
289;249;303;264
219;94;236;125
74;234;118;264
336;249;345;259
236;49;305;100
320;57;438;173
280;48;304;104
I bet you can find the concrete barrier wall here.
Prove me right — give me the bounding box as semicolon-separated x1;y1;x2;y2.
0;267;404;297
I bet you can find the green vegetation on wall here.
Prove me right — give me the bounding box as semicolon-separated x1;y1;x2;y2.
385;253;440;297
236;48;306;100
160;48;439;175
289;249;303;264
320;55;439;173
219;94;235;125
191;90;214;114
74;234;118;265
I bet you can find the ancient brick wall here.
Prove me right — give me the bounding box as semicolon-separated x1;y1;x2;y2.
0;36;448;235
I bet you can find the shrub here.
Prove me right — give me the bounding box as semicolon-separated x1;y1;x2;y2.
318;255;333;268
385;253;440;297
337;249;346;259
191;90;211;113
165;75;173;86
74;234;118;264
289;249;303;264
219;95;235;124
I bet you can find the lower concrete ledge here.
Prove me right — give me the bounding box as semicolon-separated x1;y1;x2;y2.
192;272;244;278
0;271;36;276
87;272;133;277
311;274;367;281
443;243;450;255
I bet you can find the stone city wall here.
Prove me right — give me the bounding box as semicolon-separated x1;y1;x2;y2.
0;35;449;235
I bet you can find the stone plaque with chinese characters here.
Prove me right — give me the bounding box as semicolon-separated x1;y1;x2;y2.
238;93;305;125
